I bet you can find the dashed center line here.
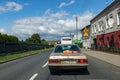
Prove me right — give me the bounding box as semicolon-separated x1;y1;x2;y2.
29;73;38;80
29;62;48;80
42;61;48;68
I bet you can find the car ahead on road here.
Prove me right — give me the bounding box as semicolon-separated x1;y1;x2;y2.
48;44;88;74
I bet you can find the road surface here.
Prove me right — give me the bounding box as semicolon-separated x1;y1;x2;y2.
0;50;120;80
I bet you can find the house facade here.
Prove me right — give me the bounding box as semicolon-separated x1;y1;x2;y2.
90;0;120;49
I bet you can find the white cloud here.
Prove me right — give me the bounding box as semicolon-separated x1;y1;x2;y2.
58;0;75;8
44;9;69;19
77;11;95;28
1;10;94;40
0;28;5;33
0;2;22;13
10;10;70;40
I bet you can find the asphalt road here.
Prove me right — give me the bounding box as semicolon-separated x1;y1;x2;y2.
0;50;120;80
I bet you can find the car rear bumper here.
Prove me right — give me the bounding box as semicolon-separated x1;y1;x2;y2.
48;64;88;69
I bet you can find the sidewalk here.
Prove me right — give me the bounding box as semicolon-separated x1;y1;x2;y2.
82;49;120;68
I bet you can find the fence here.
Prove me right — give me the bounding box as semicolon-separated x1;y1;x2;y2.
0;41;52;55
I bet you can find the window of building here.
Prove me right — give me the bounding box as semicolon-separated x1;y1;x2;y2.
117;12;120;25
99;21;104;31
92;25;94;34
108;14;114;28
92;25;96;34
106;17;109;29
110;14;113;18
94;24;97;33
98;22;101;31
95;24;98;32
98;22;100;31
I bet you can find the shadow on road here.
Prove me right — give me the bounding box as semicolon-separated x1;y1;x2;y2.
51;69;90;75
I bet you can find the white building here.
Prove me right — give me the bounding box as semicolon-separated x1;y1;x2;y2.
90;0;120;49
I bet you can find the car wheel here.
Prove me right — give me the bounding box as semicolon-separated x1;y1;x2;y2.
49;66;56;74
83;66;87;71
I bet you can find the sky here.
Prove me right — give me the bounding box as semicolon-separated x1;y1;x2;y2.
0;0;114;41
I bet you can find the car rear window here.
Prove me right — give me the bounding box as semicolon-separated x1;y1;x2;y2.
54;45;80;53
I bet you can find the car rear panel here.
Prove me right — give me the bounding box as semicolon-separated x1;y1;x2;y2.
48;53;88;68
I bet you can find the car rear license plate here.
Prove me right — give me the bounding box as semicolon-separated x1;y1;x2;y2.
61;61;76;64
69;61;76;64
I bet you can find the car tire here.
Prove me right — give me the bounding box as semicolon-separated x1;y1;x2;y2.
49;66;56;74
83;66;87;71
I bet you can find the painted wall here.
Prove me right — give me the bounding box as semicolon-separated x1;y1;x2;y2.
97;30;120;49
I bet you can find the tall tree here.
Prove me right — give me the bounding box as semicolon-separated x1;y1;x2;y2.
0;33;19;42
0;33;2;40
25;33;41;44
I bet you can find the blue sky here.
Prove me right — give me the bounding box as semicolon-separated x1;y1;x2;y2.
0;0;114;40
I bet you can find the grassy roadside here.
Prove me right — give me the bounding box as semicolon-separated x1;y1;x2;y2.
0;48;53;63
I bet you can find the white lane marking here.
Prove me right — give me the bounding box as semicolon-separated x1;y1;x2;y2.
29;73;38;80
42;62;48;68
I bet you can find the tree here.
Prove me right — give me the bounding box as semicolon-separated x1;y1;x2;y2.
25;33;41;44
42;39;46;41
8;35;19;42
41;39;49;45
0;33;2;40
0;33;19;42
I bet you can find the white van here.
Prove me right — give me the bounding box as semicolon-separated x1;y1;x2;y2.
61;37;73;44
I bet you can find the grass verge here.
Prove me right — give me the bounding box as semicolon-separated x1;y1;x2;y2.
0;48;53;63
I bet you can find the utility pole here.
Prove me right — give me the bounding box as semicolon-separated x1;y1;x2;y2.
76;16;78;40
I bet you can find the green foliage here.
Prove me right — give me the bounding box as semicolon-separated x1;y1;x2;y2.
41;41;48;45
41;39;48;45
42;39;46;41
0;33;19;42
76;43;83;48
25;33;41;44
50;40;58;45
31;33;41;43
0;33;2;40
0;48;53;63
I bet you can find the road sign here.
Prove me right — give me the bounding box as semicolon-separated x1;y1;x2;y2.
73;40;82;43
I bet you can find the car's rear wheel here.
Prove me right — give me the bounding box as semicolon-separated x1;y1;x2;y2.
49;66;56;74
82;66;87;71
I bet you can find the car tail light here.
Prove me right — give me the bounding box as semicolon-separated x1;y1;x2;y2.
49;59;59;63
78;59;88;63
